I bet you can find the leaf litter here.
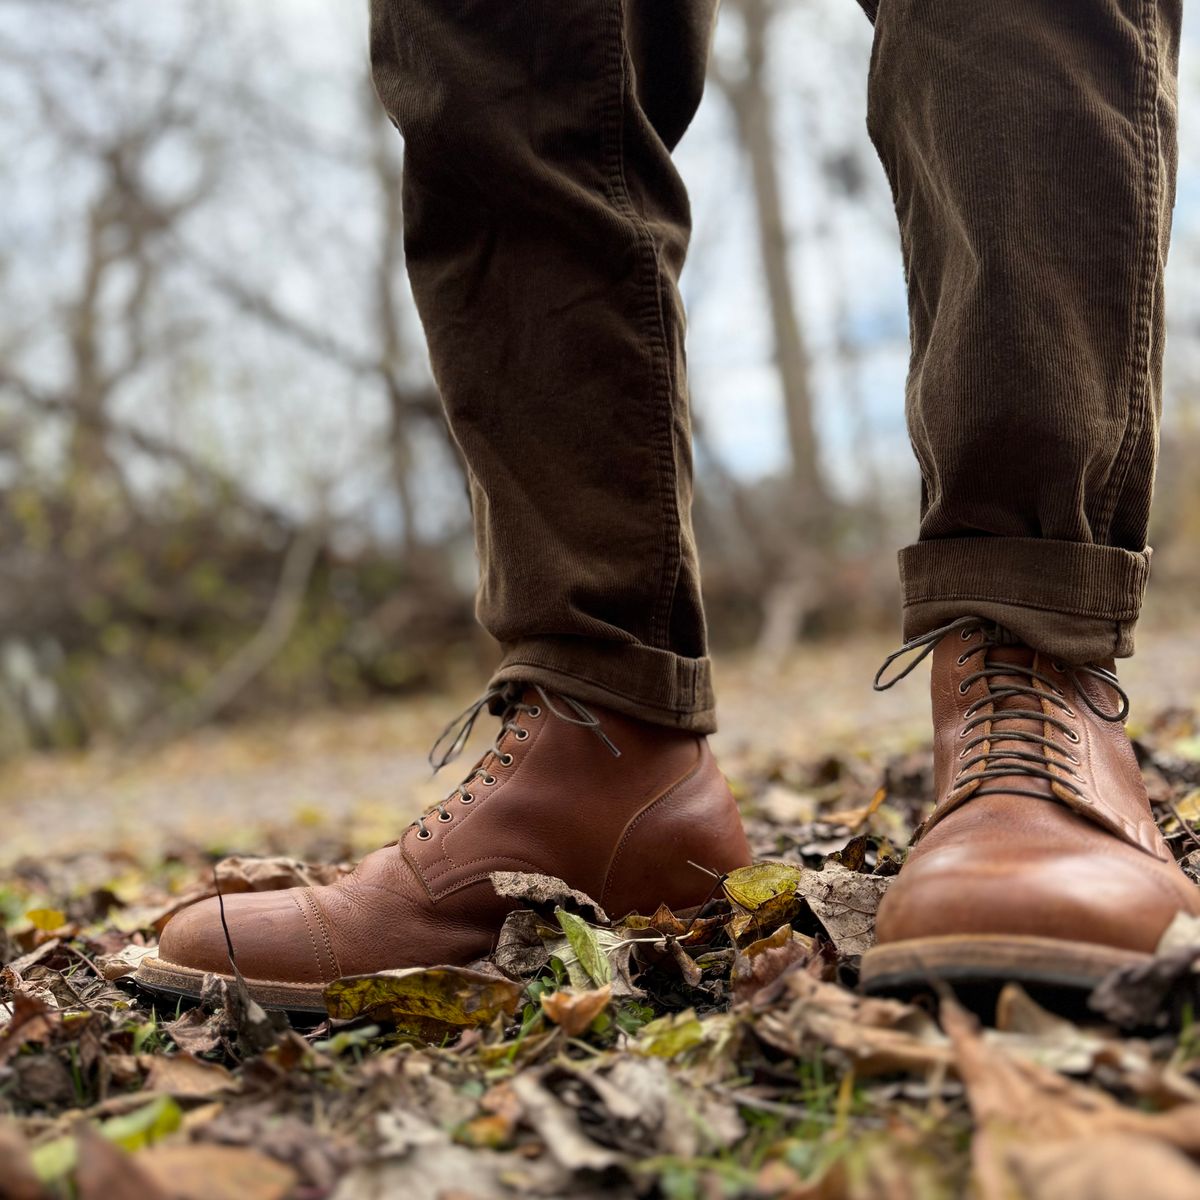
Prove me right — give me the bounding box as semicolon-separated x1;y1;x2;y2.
3;716;1200;1197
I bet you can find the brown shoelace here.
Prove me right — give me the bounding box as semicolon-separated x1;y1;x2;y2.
411;684;620;839
874;616;1129;804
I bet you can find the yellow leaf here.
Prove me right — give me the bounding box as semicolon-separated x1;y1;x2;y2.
1176;790;1200;823
722;863;803;911
324;966;522;1040
25;908;67;932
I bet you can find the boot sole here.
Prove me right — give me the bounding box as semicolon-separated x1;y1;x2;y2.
860;934;1150;994
134;956;329;1015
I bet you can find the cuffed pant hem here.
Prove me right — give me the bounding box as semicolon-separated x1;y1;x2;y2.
488;637;716;734
899;537;1152;663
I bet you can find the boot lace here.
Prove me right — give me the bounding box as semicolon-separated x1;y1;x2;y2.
874;616;1129;804
409;684;620;840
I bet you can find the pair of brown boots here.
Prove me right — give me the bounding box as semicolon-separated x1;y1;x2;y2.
136;621;1200;1012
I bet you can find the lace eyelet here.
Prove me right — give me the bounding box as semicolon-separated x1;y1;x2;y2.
528;706;542;718
1051;660;1066;674
460;792;474;804
482;774;497;786
416;828;432;840
958;681;970;695
960;627;973;641
958;725;970;738
499;753;514;767
1061;706;1075;718
438;811;453;822
957;652;970;666
1065;729;1080;744
514;728;529;741
959;746;969;759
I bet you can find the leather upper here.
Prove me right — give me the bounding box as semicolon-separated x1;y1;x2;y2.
875;628;1200;953
156;690;751;984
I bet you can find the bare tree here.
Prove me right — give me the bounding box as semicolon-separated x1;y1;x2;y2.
712;0;834;534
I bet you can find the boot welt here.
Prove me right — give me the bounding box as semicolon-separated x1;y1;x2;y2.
134;956;329;1014
860;934;1151;994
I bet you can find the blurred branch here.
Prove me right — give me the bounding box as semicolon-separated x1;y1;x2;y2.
172;237;443;422
0;370;291;528
133;524;324;748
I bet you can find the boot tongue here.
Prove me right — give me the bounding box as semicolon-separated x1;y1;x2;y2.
983;645;1040;710
973;644;1055;798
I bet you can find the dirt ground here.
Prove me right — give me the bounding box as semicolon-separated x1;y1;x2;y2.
2;619;1199;868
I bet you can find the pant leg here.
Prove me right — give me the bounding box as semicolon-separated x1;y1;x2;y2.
369;0;719;731
865;0;1180;663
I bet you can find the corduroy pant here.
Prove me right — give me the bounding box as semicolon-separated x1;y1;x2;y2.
369;0;1180;734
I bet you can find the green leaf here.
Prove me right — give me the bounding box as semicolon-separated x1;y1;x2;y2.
31;1096;183;1184
633;1009;707;1058
555;907;612;987
101;1095;183;1152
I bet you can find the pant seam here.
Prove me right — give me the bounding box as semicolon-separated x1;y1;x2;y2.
602;0;682;652
1097;0;1161;541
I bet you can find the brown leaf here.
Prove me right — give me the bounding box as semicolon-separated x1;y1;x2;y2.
0;991;60;1065
214;856;351;894
731;924;814;1006
73;1128;172;1200
539;984;613;1036
13;1053;76;1107
1003;1136;1200;1200
0;1120;48;1200
491;909;559;979
755;971;952;1075
163;1008;225;1056
488;871;608;923
456;1081;522;1149
138;1144;296;1200
95;944;156;981
144;1053;234;1098
942;997;1200;1200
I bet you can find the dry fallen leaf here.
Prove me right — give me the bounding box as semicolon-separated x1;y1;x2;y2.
755;970;952;1075
489;871;609;923
95;944;157;981
138;1144;297;1200
730;924;814;1005
73;1128;172;1200
0;1121;45;1200
144;1053;234;1098
539;984;612;1036
1003;1135;1200;1200
943;996;1200;1200
324;966;523;1039
163;1008;225;1056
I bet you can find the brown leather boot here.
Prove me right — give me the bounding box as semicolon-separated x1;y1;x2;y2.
135;686;751;1012
861;619;1200;993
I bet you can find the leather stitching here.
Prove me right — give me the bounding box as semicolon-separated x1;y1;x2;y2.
302;889;343;981
290;890;328;982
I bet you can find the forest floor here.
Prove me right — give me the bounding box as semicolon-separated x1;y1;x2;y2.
3;623;1200;1199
